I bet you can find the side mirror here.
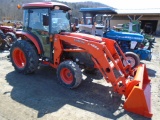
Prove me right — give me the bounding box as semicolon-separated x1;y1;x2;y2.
67;10;72;20
72;17;78;26
43;15;49;26
66;12;72;20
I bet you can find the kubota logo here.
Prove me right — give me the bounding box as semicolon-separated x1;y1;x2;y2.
74;39;85;44
88;43;99;50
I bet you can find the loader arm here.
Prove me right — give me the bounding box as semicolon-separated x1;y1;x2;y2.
53;33;136;94
53;33;152;118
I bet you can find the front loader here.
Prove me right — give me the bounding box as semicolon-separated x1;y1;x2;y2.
10;2;152;118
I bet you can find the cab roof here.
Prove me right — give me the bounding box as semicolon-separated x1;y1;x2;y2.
79;7;117;14
22;2;71;11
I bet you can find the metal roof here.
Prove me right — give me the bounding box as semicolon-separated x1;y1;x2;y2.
79;7;160;15
116;8;160;15
22;2;71;11
79;7;117;14
100;0;160;15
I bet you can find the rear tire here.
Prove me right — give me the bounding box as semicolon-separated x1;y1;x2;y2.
10;40;39;74
57;60;82;89
0;30;5;50
122;52;140;69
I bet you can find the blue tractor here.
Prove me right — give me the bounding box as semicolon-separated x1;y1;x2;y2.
104;29;151;59
78;7;152;68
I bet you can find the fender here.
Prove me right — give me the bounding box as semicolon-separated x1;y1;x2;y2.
16;31;43;54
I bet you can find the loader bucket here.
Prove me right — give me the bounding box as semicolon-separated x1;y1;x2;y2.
124;64;153;118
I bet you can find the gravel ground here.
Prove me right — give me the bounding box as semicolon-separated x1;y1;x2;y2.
0;37;160;120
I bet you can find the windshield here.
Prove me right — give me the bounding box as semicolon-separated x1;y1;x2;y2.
51;10;71;34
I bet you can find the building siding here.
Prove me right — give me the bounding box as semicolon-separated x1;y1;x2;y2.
109;15;160;35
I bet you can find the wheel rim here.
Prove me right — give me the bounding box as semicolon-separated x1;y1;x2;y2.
12;48;26;68
60;68;73;84
6;36;13;46
123;56;136;68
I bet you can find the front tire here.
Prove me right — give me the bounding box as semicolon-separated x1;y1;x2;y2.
122;52;140;69
57;60;82;89
10;40;39;74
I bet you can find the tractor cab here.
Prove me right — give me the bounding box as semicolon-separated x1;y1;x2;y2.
19;2;71;58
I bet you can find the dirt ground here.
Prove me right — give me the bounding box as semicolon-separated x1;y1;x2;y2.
0;37;160;120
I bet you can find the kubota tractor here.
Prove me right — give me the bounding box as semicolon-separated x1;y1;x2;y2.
10;2;152;118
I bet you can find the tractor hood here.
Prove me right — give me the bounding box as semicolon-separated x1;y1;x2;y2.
104;29;144;42
0;26;13;30
61;32;102;42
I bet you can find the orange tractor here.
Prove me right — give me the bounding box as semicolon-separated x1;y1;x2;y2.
10;2;152;118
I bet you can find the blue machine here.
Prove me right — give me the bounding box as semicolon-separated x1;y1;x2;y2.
104;29;152;60
79;7;152;61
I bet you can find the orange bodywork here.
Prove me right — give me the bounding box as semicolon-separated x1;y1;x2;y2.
15;1;152;118
124;64;152;118
50;32;152;118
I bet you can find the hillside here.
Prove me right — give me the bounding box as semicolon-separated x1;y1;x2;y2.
0;0;108;21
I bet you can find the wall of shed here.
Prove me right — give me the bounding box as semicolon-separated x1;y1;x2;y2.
110;20;129;27
109;15;160;36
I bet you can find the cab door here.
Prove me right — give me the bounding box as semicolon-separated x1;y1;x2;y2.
28;8;50;58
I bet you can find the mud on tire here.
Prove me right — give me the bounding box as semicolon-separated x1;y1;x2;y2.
57;60;82;89
10;40;39;74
